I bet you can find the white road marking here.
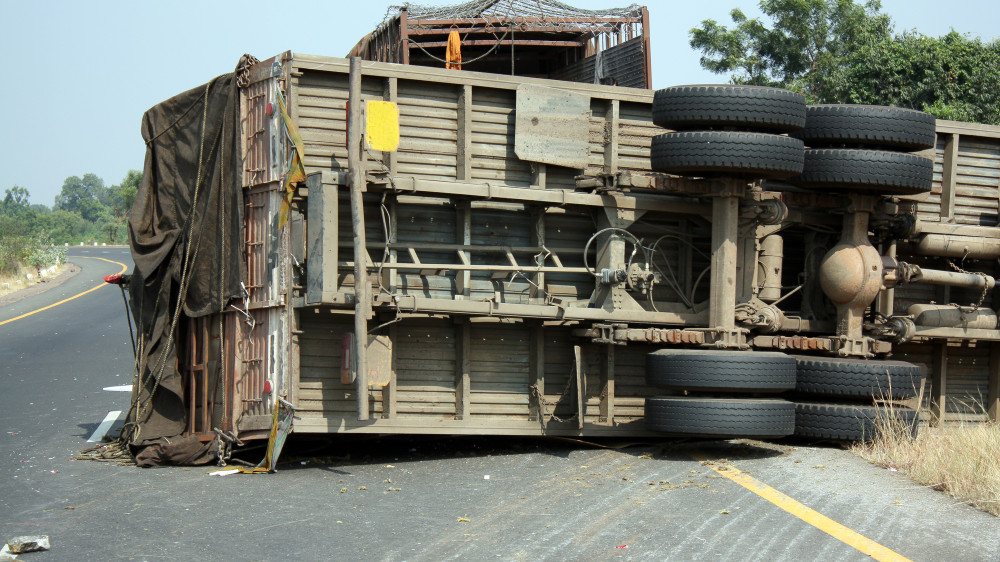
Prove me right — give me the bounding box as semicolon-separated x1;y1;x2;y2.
103;385;132;392
87;410;122;443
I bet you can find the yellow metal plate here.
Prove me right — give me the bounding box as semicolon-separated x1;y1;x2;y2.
365;100;400;152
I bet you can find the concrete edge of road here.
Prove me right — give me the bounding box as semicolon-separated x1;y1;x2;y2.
0;263;84;307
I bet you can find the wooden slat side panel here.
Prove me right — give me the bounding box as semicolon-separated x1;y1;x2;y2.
396;319;457;416
470;324;530;418
944;341;991;414
297;314;353;417
953;137;1000;226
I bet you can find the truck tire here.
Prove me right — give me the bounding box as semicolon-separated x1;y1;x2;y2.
789;149;932;195
793;104;936;150
646;349;795;392
651;131;805;179
792;356;924;400
794;402;918;441
644;397;795;438
652;85;806;133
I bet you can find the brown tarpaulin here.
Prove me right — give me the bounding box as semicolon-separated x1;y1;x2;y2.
126;69;245;458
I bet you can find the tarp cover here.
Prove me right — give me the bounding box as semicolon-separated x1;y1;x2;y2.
127;71;244;451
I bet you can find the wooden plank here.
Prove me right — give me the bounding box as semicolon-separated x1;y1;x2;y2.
529;325;544;422
574;345;584;429
456;320;471;420
990;342;1000;422
941;133;959;222
604;99;620;174
457;85;472;181
599;344;615;424
931;342;948;425
348;57;371;421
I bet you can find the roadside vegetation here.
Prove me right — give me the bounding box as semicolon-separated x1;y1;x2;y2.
690;0;1000;125
853;408;1000;516
0;172;139;294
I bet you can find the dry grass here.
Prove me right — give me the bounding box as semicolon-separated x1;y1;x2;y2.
0;263;68;299
853;408;1000;516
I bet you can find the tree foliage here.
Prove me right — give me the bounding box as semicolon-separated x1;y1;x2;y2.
690;0;1000;125
1;171;143;274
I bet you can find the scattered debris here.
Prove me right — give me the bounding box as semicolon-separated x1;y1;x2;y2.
208;468;239;476
6;536;50;554
386;487;402;492
483;475;490;480
340;488;348;493
812;465;827;469
616;545;628;549
358;486;367;491
457;517;471;523
719;510;730;514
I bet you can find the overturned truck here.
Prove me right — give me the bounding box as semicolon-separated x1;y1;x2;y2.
124;42;1000;464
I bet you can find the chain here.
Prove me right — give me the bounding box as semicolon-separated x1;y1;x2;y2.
946;255;990;310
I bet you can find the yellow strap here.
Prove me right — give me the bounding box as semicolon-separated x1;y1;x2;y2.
277;90;306;228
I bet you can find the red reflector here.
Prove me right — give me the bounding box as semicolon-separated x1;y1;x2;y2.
104;273;124;285
266;102;274;116
263;380;272;394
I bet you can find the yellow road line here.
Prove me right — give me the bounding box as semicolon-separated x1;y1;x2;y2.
691;452;911;562
0;257;128;327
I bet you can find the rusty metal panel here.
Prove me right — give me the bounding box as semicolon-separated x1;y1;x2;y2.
514;84;592;169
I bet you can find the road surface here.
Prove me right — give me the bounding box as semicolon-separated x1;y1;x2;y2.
1;247;998;561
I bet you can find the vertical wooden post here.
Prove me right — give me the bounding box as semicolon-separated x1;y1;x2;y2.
989;342;1000;422
599;344;615;425
456;202;472;299
456;320;471;420
382;77;398;176
709;194;739;330
530;207;545;300
940;133;959;223
399;9;410;65
457;85;472;181
574;345;585;429
640;7;652;89
348;57;371;421
604;99;619;175
384;323;398;419
529;325;545;422
931;342;948;426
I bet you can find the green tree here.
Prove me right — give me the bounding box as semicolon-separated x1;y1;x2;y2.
690;0;1000;124
845;31;1000;124
2;186;31;217
690;0;891;102
105;170;141;219
54;173;107;222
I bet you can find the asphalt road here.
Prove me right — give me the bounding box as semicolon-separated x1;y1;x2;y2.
1;247;998;561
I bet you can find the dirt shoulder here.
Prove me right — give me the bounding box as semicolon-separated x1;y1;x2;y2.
0;263;83;307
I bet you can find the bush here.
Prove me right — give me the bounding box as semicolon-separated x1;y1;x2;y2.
27;246;65;268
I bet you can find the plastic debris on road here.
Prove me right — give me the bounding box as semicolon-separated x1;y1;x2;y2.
208;468;239;476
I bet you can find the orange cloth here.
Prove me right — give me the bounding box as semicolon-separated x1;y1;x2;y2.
446;30;462;70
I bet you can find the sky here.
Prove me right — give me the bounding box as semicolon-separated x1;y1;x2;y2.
1;0;997;208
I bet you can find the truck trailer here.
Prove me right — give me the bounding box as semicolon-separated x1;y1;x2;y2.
120;20;1000;465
